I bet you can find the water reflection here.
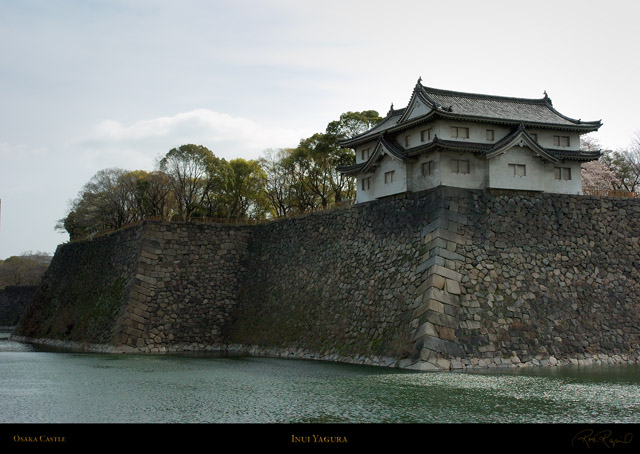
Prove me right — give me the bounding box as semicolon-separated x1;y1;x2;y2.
1;334;638;424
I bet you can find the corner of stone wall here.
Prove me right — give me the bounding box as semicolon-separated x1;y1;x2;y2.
402;190;469;371
113;221;159;351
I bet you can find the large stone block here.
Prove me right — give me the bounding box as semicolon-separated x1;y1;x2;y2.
417;334;466;358
422;287;460;307
426;264;463;282
422;227;466;246
445;279;461;295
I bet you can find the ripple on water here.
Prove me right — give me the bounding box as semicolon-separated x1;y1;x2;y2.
0;342;639;424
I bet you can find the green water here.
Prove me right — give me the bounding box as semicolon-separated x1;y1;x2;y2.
0;335;638;424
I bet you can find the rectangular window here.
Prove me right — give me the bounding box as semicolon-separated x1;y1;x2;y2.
451;126;469;139
360;148;370;160
555;167;572;180
451;159;470;174
486;129;494;141
553;136;570;147
421;160;434;176
420;128;432;142
361;177;371;190
405;135;411;147
530;133;538;142
384;171;395;184
509;163;526;177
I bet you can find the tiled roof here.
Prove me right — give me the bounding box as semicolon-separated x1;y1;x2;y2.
545;149;602;161
339;81;602;148
421;85;601;129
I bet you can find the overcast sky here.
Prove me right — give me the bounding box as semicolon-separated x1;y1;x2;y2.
1;0;638;259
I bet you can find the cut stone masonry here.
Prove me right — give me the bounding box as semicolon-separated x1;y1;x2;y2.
405;190;468;370
13;187;640;370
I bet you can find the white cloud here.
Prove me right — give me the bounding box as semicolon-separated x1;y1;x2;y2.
68;109;312;171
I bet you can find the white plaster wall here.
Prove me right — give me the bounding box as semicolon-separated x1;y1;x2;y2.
528;129;580;151
355;140;378;164
356;174;375;203
439;151;487;189
488;146;583;194
488;146;546;192
356;154;407;203
352;122;585;203
397;120;513;150
408;152;442;192
405;98;432;122
543;160;583;194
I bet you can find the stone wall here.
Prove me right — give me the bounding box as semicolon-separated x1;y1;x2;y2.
0;286;38;327
228;194;439;365
456;190;640;369
225;186;640;370
114;222;251;353
13;187;640;370
16;224;144;345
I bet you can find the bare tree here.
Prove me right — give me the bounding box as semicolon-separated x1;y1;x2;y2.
601;133;640;193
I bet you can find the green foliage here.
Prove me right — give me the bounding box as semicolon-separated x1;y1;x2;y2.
223;158;271;219
159;144;217;221
258;110;381;215
325;110;382;139
56;168;143;240
56;109;381;238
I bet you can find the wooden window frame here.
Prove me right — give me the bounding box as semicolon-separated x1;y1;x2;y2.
554;167;572;180
384;171;395;184
421;160;434;176
509;163;526;177
451;126;469;139
451;159;470;174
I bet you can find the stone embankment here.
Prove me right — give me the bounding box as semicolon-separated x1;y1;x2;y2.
0;285;38;328
13;187;640;370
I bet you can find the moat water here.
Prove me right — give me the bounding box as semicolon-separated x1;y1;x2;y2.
1;331;639;424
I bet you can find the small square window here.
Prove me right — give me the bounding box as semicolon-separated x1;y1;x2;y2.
420;128;432;142
360;148;370;160
554;167;571;180
509;163;526;177
451;159;470;174
361;177;371;190
384;171;395;184
451;126;469;139
421;160;434;176
486;129;494;141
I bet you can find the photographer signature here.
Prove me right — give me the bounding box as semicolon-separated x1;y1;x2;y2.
572;429;633;448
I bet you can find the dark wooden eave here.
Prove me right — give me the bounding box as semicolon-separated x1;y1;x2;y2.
338;126;601;176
